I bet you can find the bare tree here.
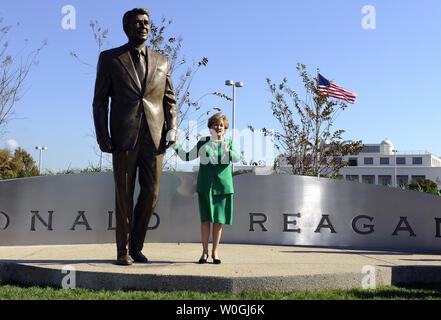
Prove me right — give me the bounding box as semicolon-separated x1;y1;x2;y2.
0;18;47;137
147;18;230;169
251;63;364;177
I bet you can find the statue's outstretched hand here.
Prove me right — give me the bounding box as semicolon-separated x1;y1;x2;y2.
158;140;176;154
165;140;176;149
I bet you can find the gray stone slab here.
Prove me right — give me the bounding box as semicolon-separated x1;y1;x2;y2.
0;243;440;293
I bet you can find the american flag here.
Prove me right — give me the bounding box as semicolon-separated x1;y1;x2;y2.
318;74;357;104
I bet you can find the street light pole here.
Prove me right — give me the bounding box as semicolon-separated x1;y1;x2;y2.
225;80;243;172
35;146;47;174
393;149;397;187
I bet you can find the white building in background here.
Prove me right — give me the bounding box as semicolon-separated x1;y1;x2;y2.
188;138;441;188
339;139;441;187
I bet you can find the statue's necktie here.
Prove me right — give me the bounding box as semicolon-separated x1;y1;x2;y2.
134;51;146;87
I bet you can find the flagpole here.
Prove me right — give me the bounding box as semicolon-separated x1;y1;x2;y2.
315;68;318;177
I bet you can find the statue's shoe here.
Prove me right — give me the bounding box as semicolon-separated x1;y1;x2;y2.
130;251;149;263
116;254;133;266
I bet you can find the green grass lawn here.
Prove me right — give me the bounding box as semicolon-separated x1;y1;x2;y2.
1;284;441;300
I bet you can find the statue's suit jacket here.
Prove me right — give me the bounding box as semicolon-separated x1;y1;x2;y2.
93;43;177;152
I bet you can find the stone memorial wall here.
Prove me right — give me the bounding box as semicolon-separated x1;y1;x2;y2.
1;172;440;252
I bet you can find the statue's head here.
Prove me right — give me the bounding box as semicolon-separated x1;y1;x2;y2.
123;8;150;44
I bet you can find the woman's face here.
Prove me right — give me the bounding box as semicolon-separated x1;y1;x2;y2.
210;120;225;139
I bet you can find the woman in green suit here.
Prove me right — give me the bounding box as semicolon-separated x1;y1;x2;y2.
174;113;240;264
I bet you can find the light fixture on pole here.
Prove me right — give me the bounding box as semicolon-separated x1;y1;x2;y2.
393;149;398;187
35;146;47;174
225;80;243;171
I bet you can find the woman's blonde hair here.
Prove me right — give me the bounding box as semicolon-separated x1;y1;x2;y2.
207;113;229;129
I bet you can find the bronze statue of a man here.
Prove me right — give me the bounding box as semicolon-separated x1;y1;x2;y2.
93;8;177;265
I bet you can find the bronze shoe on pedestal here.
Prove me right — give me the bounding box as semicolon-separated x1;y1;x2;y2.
130;251;149;263
116;255;134;266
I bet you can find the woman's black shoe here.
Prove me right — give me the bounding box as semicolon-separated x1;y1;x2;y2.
212;256;221;264
198;253;208;264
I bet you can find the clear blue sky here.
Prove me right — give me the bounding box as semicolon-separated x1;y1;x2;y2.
1;0;440;172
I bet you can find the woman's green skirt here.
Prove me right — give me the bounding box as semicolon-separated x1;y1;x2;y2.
197;191;233;225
